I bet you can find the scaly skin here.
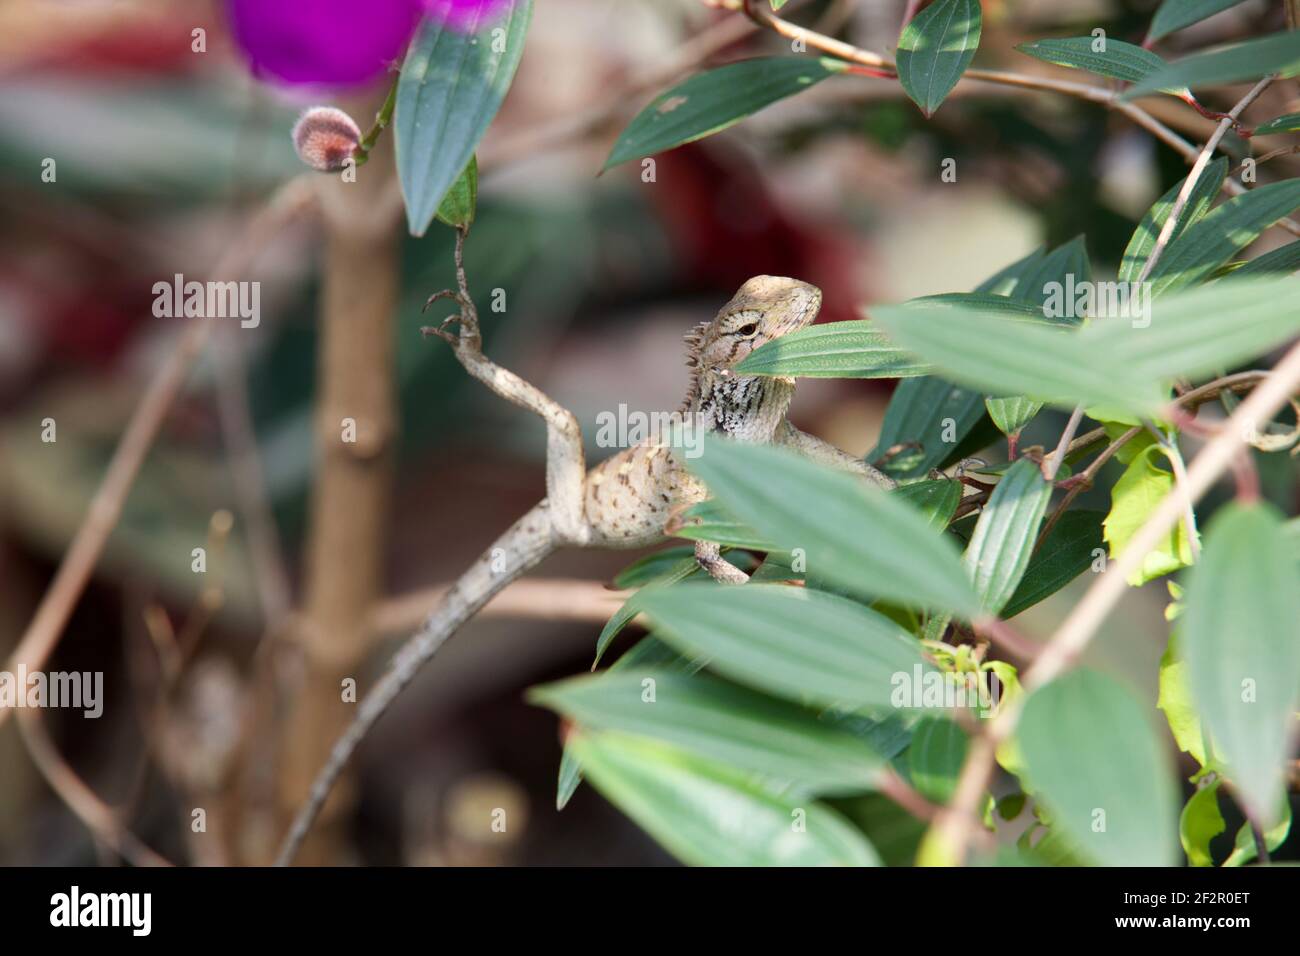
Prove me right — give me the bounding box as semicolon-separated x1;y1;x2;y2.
276;270;892;863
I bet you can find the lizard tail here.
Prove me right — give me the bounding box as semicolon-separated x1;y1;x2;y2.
276;502;558;864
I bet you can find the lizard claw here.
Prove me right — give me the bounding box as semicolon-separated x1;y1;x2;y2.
422;289;458;313
420;313;464;345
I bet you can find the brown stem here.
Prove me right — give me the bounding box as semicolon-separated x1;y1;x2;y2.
273;112;402;865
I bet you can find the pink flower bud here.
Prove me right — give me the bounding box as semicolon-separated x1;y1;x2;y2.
292;106;362;171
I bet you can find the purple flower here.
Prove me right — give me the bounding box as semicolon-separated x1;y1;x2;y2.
226;0;515;89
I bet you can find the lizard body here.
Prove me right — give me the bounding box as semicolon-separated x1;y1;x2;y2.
277;271;892;863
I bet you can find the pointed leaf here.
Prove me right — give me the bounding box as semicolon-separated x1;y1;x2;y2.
396;1;532;235
1002;509;1105;618
1119;158;1227;284
1016;36;1168;85
532;670;887;794
570;731;881;865
1125;31;1300;100
686;437;982;616
736;321;933;379
603;57;844;170
896;0;983;116
636;583;935;711
962;459;1054;614
1150;0;1259;43
1147;179;1300;296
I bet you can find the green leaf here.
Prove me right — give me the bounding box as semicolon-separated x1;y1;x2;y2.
1093;276;1300;380
1016;36;1169;85
1002;510;1106;618
892;478;962;530
1125;31;1300;100
1252;111;1300;137
1119;157;1227;284
531;670;887;794
869;302;1160;411
735;321;932;379
569;730;881;865
1104;443;1196;586
1224;801;1291;866
433;155;478;229
1180;780;1225;867
962;460;1054;614
869;377;987;479
1229;238;1300;278
1180;501;1300;827
594;561;702;667
668;498;776;551
976;246;1046;296
603;57;844;170
986;396;1042;438
873;277;1300;414
686;437;983;616
395;1;532;236
1148;179;1300;296
1158;632;1207;766
908;716;968;803
612;546;697;590
1005;235;1092;317
1017;669;1180;866
896;0;983;117
636;583;934;711
1149;0;1254;43
909;292;1048;318
557;635;700;810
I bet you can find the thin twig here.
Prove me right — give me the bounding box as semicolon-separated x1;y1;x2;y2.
1137;77;1275;284
368;577;628;637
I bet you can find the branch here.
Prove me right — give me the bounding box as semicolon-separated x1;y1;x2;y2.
1137;77;1275;283
368;577;628;637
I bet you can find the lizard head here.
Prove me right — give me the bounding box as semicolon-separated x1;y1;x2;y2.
685;275;822;374
680;276;822;439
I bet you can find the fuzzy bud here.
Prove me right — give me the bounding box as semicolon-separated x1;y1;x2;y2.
292;106;362;172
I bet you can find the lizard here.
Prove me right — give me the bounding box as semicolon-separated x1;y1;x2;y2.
276;235;893;863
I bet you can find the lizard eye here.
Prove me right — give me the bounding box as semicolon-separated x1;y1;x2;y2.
736;322;759;338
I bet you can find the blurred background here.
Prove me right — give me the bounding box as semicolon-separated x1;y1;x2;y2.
1;0;1296;865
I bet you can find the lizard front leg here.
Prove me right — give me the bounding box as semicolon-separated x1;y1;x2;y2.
694;539;750;584
776;420;896;489
424;228;588;544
